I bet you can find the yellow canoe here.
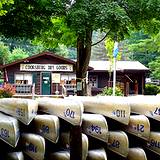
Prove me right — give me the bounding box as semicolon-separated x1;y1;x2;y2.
49;151;70;160
6;152;24;160
66;96;130;125
0;112;19;147
125;115;150;140
21;133;45;160
107;131;129;157
0;98;38;125
146;131;160;155
34;114;60;143
37;98;83;126
82;113;108;142
128;95;160;122
87;148;107;160
127;148;147;160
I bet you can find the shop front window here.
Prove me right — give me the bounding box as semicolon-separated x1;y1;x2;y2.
15;73;32;84
60;74;76;86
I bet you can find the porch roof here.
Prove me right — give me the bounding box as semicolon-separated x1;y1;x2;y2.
89;61;149;72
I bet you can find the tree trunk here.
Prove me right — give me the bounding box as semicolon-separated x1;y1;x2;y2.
70;126;82;160
76;29;92;96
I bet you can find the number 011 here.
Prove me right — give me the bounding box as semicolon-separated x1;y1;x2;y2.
115;110;125;118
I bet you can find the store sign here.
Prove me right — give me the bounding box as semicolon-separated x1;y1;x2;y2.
52;73;61;83
20;64;73;72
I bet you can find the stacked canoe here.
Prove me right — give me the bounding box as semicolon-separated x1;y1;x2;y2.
0;95;160;160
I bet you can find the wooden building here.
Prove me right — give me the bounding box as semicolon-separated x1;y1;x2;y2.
0;52;78;95
88;61;149;96
0;51;149;96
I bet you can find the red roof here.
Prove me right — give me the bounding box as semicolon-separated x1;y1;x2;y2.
0;51;76;69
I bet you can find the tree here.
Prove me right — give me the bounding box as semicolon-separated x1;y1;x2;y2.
124;30;160;66
121;24;160;80
91;31;107;60
104;37;122;82
122;19;160;65
55;44;69;58
149;56;160;79
0;0;14;16
148;31;160;79
0;41;10;64
1;36;46;56
8;48;29;63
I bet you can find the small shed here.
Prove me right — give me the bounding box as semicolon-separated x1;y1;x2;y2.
0;51;77;95
88;61;149;96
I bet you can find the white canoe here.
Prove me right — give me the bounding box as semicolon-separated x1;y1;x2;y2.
7;152;24;160
21;133;45;160
125;115;150;140
0;98;38;125
66;96;130;125
37;98;83;126
82;113;108;142
49;151;70;160
146;131;160;155
0;112;20;147
128;95;160;121
108;131;129;157
61;132;88;160
34;115;60;143
87;148;107;160
127;148;147;160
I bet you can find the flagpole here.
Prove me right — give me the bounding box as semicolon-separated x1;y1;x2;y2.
112;41;118;96
113;56;116;96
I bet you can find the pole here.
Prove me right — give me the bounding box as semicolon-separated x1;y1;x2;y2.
112;40;118;96
113;57;116;96
70;126;82;160
32;83;35;99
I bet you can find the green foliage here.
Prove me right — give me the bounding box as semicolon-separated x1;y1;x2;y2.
124;30;160;67
68;48;77;59
1;0;159;41
100;87;123;96
91;31;107;60
33;17;76;48
8;48;29;63
144;84;160;95
55;44;69;57
0;0;54;38
105;37;122;60
149;56;160;79
0;83;16;98
105;37;115;60
0;0;14;16
0;41;10;64
1;36;47;56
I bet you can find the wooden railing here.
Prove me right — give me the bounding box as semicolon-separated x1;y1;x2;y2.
12;84;35;95
64;84;76;90
63;84;76;96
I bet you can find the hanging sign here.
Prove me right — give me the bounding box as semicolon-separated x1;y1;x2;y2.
20;64;73;72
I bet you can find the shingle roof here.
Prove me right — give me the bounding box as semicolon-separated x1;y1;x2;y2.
0;51;76;69
89;61;149;71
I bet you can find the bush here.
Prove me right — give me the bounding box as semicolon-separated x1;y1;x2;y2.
100;86;123;96
0;83;16;98
144;83;160;95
